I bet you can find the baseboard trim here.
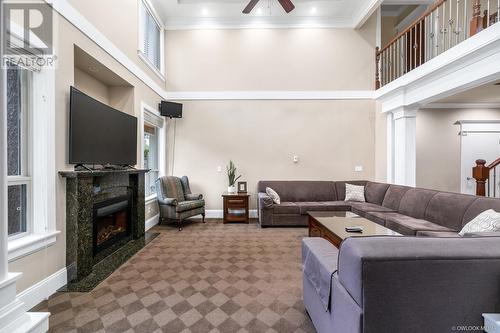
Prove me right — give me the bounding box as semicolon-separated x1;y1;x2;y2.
205;210;258;219
18;267;67;311
145;214;160;231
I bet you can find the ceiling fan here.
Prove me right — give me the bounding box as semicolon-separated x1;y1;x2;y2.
242;0;295;14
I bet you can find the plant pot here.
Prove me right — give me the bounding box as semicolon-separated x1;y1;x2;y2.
228;185;237;194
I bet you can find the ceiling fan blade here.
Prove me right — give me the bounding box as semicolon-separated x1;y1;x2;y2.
277;0;295;13
242;0;260;14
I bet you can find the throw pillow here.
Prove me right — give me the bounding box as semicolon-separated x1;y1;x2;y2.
345;184;366;202
459;209;500;236
266;187;281;205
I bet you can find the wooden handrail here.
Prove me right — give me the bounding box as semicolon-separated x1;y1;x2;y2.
487;157;500;169
378;0;446;54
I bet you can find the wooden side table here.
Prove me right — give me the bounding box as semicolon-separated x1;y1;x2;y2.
222;192;250;224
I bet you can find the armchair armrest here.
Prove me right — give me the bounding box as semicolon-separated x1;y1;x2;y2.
185;193;203;200
158;197;178;206
258;192;274;209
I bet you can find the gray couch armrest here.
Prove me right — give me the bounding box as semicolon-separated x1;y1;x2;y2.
258;192;274;209
185;193;203;200
158;197;178;206
337;236;500;333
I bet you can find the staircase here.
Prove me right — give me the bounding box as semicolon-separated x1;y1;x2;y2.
472;158;500;197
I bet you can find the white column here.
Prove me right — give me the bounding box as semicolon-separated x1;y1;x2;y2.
391;107;417;187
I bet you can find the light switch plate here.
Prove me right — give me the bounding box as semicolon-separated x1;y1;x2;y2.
217;166;222;172
355;166;363;172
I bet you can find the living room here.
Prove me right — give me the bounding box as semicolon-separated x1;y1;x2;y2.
1;0;500;332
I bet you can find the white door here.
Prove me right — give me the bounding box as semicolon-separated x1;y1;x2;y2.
461;130;500;195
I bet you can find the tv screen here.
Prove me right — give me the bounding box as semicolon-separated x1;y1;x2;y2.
69;87;137;166
160;101;182;118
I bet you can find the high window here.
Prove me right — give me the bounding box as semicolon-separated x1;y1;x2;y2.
139;0;164;77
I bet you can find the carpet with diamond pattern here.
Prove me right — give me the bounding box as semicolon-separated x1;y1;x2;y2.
32;220;316;333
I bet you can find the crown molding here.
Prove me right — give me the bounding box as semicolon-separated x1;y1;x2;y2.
425;103;500;109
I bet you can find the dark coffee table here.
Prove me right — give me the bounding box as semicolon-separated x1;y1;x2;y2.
308;211;400;248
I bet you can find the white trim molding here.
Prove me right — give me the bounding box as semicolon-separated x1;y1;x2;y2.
389;107;417;187
17;267;67;312
7;231;60;263
145;214;160;231
165;90;375;101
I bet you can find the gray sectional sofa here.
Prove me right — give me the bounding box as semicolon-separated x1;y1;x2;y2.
302;236;500;333
257;180;500;236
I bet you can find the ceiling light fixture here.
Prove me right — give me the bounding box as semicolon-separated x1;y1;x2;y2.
256;7;263;15
310;7;317;14
202;8;209;16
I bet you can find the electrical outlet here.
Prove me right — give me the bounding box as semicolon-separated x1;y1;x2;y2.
355;166;363;172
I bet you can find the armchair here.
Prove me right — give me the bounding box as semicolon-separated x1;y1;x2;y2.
156;176;205;230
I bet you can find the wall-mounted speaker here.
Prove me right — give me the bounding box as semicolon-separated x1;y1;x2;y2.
159;101;183;118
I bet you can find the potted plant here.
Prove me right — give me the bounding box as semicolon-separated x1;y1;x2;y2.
227;160;241;193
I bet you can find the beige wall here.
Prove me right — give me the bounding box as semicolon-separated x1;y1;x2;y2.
67;0;166;88
165;16;377;91
9;8;163;292
168;100;376;210
74;68;110;104
374;102;388;182
416;108;500;193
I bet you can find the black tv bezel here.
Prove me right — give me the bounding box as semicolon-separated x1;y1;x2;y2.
69;86;138;166
160;100;183;118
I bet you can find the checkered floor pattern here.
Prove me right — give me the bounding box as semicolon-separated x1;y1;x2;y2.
32;220;316;333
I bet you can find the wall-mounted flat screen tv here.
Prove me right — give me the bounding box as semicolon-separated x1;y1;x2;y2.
69;86;137;166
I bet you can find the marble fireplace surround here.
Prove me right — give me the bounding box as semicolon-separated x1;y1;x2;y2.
59;169;147;291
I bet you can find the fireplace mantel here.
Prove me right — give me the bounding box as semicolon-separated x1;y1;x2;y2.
59;168;148;291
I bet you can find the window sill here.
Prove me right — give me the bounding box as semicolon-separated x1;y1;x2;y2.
137;51;165;82
8;230;60;262
146;194;158;204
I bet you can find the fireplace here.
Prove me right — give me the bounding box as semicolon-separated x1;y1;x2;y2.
93;195;132;256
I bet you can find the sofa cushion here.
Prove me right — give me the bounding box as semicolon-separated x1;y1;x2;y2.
176;199;205;213
350;203;396;218
273;202;299;215
424;192;477;231
297;201;352;215
385;213;454;236
416;230;461;237
462;197;500;226
364;211;396;226
459;209;500;236
258;181;337;202
398;188;438;219
365;182;390;205
381;185;411;211
335;181;367;201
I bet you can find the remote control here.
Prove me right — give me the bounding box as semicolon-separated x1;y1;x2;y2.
346;226;363;233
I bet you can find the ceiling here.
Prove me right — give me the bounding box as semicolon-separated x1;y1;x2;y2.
436;82;500;104
150;0;375;29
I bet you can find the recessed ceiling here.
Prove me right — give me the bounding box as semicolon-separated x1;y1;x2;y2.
150;0;375;29
435;82;500;104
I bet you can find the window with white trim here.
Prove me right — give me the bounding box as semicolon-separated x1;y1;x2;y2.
7;64;32;239
142;106;165;199
139;0;164;75
144;123;159;197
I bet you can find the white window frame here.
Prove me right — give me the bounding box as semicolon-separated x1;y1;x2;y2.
140;102;166;204
6;65;59;262
138;0;165;81
7;67;33;241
